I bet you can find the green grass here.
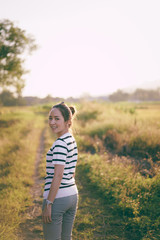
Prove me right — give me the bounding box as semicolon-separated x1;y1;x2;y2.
76;153;160;239
0;106;45;240
76;102;160;161
74;101;160;239
0;102;160;240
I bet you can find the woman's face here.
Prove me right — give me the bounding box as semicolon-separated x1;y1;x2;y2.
48;108;69;137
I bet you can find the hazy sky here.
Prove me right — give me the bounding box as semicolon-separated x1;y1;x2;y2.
1;0;160;98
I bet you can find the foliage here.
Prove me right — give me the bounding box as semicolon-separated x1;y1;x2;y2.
77;102;160;163
73;101;160;239
78;153;160;239
0;107;45;239
109;88;160;102
77;110;99;122
0;19;37;96
0;90;17;106
109;89;130;101
0;90;26;106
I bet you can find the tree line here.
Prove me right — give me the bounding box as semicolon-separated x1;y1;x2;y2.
108;88;160;102
1;88;160;106
0;91;80;106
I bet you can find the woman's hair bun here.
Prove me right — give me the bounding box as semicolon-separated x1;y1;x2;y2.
69;106;76;116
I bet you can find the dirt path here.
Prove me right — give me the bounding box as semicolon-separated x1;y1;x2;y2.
18;129;45;240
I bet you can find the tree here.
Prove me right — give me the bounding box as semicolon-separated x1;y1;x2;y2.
0;19;37;96
0;90;16;106
109;89;129;102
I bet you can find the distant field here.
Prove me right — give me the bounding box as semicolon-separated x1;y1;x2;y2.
0;102;160;239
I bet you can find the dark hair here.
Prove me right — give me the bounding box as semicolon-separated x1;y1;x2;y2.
52;102;76;122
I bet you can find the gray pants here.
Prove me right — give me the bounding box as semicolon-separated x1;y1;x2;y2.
42;194;78;240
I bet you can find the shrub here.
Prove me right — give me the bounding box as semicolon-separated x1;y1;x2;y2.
103;129;121;152
78;153;160;239
77;110;99;125
76;136;97;154
128;136;160;161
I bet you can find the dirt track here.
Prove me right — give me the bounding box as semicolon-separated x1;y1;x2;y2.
17;129;45;240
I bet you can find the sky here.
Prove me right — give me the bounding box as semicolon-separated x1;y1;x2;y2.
0;0;160;98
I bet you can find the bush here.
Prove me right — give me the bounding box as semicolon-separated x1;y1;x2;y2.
76;136;97;154
78;153;160;239
103;129;121;152
128;136;160;161
77;110;99;125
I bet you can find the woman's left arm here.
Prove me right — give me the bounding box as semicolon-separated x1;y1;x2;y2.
42;164;64;223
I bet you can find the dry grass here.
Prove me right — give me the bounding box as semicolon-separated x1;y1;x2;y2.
0;107;45;240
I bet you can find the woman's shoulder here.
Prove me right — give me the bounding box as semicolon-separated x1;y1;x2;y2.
59;132;72;141
51;136;67;148
55;137;67;146
59;132;76;146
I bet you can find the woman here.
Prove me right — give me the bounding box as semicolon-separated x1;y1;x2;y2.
42;102;78;240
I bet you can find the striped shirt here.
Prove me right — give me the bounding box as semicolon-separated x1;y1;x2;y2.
43;132;78;199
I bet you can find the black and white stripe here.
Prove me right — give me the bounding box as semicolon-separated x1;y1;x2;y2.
44;132;78;194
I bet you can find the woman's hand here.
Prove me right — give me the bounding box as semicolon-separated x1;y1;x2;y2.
42;204;52;223
42;165;64;224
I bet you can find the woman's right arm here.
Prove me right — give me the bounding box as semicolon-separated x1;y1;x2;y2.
42;164;64;224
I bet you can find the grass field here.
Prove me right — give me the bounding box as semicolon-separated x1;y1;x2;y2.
75;101;160;239
0;106;45;240
0;101;160;239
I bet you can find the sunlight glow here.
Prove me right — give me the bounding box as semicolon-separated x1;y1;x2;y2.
1;0;160;98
